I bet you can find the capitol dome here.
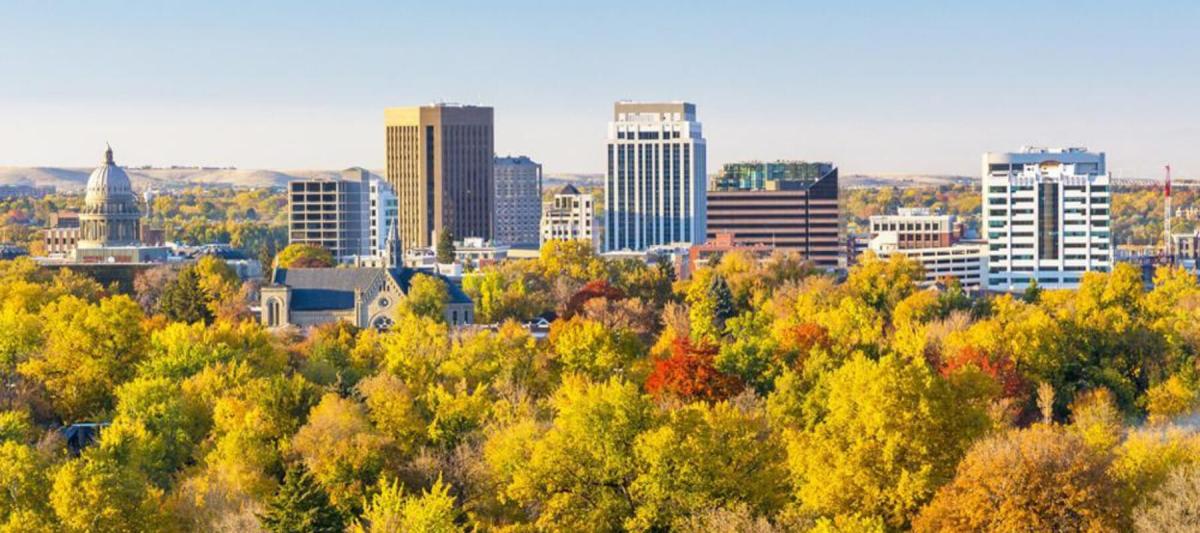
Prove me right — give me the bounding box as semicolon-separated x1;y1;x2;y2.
78;145;142;247
84;145;136;206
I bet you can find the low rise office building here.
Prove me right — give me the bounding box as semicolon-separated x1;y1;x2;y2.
867;209;987;290
540;184;595;246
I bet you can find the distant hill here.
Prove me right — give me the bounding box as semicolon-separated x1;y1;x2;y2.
0;166;372;191
0;166;972;192
841;174;975;188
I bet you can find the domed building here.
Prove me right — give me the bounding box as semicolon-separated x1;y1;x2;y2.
79;145;141;247
73;145;168;263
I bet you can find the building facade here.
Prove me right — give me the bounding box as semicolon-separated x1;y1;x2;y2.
540;184;595;246
369;175;398;256
867;207;961;249
983;147;1112;292
604;101;706;251
287;168;371;261
385;104;495;248
493;155;542;247
706;161;840;270
868;209;987;290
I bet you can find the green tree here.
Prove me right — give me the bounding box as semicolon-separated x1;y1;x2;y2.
436;230;456;264
107;376;207;485
158;265;213;324
259;464;345;533
276;243;335;268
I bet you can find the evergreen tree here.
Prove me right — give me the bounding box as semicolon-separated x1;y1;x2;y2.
707;273;735;329
436;230;456;264
260;464;345;533
157;265;212;324
1023;279;1042;304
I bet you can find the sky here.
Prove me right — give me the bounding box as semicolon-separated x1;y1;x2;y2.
1;0;1197;178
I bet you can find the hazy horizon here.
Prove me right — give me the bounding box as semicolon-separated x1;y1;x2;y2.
2;1;1197;179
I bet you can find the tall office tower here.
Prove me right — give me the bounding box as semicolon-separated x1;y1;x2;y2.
706;161;840;269
385;104;494;249
604;101;706;251
367;172;398;256
493;155;543;247
287;169;372;261
983;147;1112;292
541;184;595;246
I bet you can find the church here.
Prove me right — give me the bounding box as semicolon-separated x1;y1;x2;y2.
260;224;474;330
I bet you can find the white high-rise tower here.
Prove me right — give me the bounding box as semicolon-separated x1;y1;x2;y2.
604;101;706;251
983;147;1112;292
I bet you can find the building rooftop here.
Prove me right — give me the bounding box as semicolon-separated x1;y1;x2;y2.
271;267;471;311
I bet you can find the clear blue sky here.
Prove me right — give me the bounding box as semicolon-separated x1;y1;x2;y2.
1;0;1197;178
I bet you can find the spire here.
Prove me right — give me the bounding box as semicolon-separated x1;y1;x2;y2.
383;219;403;268
104;143;114;165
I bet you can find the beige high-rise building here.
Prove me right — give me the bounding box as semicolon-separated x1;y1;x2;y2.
385;104;494;249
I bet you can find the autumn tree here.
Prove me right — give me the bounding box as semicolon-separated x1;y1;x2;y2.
49;442;168;533
1135;466;1200;533
19;295;147;422
629;400;788;530
292;393;394;513
564;279;625;319
913;424;1120;532
352;476;461;533
547;316;642;380
400;273;449;322
646;337;743;403
788;353;992;528
493;377;654;531
276;243;335;268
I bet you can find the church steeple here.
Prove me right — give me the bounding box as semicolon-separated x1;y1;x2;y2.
383;219;403;268
104;143;114;165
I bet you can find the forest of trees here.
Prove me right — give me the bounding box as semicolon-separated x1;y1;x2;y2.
3;238;1200;532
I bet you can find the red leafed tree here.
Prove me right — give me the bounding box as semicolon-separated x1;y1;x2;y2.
940;346;1026;398
564;279;626;318
783;322;831;357
646;337;743;402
